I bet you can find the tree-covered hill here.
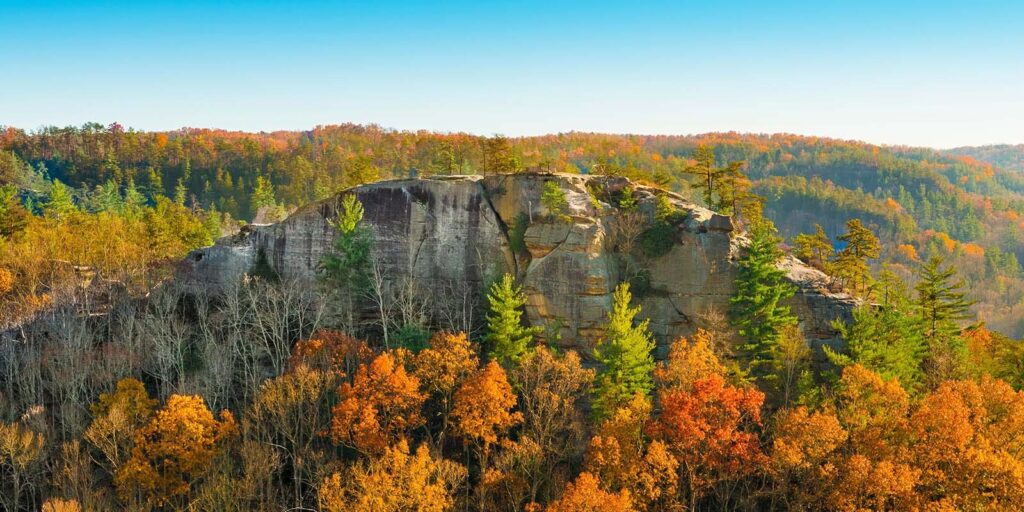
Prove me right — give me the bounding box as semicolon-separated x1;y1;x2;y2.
3;124;1024;335
947;144;1024;173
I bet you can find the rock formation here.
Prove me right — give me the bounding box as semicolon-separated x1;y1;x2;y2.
185;173;858;355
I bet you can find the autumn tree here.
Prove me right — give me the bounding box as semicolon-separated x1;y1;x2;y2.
115;394;237;508
592;283;655;420
245;364;335;508
648;373;766;509
485;273;541;367
84;378;158;478
330;351;426;456
500;347;594;505
769;406;847;510
319;440;467;512
545;472;634;512
412;331;480;448
452;361;522;511
482;135;521;174
909;377;1024;509
0;420;46;512
584;394;679;510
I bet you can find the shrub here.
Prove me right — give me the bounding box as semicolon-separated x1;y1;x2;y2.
640;222;676;258
540;181;570;221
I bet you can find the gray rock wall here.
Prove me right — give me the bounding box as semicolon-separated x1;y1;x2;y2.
184;173;858;354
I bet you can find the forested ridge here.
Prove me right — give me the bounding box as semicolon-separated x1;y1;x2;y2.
3;123;1024;511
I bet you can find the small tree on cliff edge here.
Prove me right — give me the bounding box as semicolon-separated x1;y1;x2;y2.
591;282;656;420
731;218;797;381
486;273;541;367
321;194;372;330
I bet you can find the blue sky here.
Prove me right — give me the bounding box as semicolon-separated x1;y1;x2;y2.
1;1;1022;148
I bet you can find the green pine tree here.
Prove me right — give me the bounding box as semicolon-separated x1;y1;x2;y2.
321;194;373;329
251;175;277;214
592;282;656;420
43;179;77;220
730;219;797;379
122;179;146;221
915;255;974;385
792;224;833;270
827;271;927;393
485;273;541;367
174;178;189;206
322;194;371;288
0;185;29;239
831;218;880;295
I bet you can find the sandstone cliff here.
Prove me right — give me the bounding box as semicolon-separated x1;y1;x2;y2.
185;173;858;355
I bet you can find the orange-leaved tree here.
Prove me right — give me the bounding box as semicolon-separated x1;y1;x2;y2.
318;439;467;512
330;350;426;456
646;333;766;509
452;360;522;512
545;472;634;512
584;394;678;510
412;331;480;448
114;394;237;507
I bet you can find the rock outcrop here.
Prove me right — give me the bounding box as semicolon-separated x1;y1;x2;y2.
185;173;858;354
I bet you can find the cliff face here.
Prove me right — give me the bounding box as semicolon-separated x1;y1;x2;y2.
185;173;858;354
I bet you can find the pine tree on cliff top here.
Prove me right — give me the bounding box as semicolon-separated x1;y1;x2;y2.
592;282;656;420
731;218;797;379
486;273;541;367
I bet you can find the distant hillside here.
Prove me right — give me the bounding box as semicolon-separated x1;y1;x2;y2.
947;144;1024;173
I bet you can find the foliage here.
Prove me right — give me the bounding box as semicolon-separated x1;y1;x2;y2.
453;361;522;450
540;180;570;221
791;224;833;270
544;472;633;512
114;394;237;507
485;273;541;367
330;351;426;455
319;440;467;512
730;219;796;379
591;283;656;420
638;221;675;259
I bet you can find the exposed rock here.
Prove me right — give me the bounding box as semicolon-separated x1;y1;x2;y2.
184;172;859;355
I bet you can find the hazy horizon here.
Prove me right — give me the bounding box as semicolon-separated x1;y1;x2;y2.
3;0;1022;149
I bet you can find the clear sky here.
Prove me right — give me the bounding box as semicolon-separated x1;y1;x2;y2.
1;1;1022;148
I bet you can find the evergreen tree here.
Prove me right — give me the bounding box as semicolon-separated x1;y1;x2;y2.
174;178;188;206
94;179;123;214
684;145;747;214
591;282;656;419
792;224;833;270
251;175;277;213
915;255;974;384
831;218;880;295
123;179;146;221
202;204;222;240
321;194;373;329
0;185;29;239
731;219;797;379
827;272;927;393
485;273;541;367
43;179;76;220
